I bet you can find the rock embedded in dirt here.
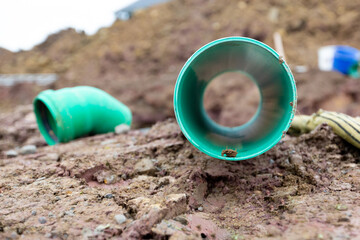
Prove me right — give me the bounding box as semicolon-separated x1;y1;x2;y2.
134;158;157;175
19;145;37;155
115;124;130;134
38;217;47;224
5;149;17;158
100;139;117;146
39;153;59;161
114;214;127;224
104;193;114;199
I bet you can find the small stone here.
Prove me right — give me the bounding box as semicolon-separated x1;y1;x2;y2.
55;196;61;201
5;150;18;158
104;175;117;184
290;154;303;165
134;158;156;175
41;153;59;161
139;127;150;134
115;124;130;134
335;204;348;211
114;214;127;224
31;210;37;216
45;233;52;238
38;216;47;224
20;145;37;155
100;139;116;146
10;231;18;239
94;224;110;234
48;212;55;218
104;193;114;199
174;216;188;225
197;206;203;212
64;210;75;216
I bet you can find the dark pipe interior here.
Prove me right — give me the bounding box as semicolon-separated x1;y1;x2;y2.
35;100;58;143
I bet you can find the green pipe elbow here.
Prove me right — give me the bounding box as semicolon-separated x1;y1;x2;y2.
33;86;132;145
174;37;297;161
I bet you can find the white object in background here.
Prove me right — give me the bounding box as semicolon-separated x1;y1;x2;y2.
318;46;336;71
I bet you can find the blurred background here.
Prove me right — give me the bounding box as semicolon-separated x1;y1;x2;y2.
0;0;360;145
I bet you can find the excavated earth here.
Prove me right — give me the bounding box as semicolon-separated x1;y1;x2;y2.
0;107;359;239
1;0;360;239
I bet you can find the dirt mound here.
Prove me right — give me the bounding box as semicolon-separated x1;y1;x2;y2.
0;118;359;239
1;0;360;127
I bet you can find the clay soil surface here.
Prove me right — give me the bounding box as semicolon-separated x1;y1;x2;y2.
1;0;360;239
0;107;360;239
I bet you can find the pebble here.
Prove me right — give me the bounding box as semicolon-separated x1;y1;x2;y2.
197;206;204;212
31;210;37;216
174;216;188;225
139;127;150;134
104;193;114;199
41;153;59;161
64;210;75;216
48;212;55;218
95;224;110;234
290;154;303;165
45;233;52;238
100;139;116;146
335;204;348;211
104;175;117;184
10;231;18;239
114;214;127;224
115;124;130;134
134;158;157;175
20;145;37;155
38;216;47;224
5;150;18;158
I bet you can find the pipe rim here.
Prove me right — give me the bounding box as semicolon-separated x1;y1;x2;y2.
174;36;297;161
33;93;60;145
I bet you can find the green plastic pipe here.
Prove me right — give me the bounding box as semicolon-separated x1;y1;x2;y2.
174;37;297;161
33;86;132;145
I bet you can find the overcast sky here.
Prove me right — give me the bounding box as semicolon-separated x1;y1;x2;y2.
0;0;136;52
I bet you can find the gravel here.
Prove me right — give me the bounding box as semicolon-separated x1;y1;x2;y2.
38;217;47;224
114;214;127;224
19;145;37;155
134;158;157;175
5;150;18;158
104;193;114;199
115;124;130;134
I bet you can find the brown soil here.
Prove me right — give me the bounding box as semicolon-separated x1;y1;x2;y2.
0;109;359;239
1;0;360;239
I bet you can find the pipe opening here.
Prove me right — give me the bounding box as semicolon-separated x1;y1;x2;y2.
174;37;296;160
203;71;261;128
34;100;58;143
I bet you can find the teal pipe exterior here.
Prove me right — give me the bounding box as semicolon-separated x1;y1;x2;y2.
34;86;132;145
174;37;297;161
